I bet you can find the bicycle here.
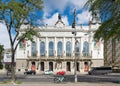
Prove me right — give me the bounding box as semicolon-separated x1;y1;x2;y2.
54;75;65;83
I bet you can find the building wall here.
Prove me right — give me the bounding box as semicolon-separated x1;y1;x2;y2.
104;38;120;69
15;16;104;74
91;59;104;67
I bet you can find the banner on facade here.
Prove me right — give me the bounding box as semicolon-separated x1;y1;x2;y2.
94;40;101;50
19;39;26;48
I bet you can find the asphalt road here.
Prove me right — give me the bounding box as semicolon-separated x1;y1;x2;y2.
0;73;120;84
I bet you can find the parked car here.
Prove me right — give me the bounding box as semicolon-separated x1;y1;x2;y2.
88;67;112;75
44;70;53;75
56;71;66;75
24;70;36;75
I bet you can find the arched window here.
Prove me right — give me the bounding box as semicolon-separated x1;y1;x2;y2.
66;41;71;57
49;41;54;57
40;41;45;57
57;41;63;57
31;42;37;57
83;41;89;57
75;40;80;57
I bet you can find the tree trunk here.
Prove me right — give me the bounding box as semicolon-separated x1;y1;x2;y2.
104;40;107;66
11;50;15;82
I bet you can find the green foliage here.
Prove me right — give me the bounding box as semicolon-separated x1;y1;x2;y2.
0;0;43;81
0;0;43;50
25;29;39;41
85;0;120;41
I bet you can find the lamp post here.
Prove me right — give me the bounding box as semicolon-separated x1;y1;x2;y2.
72;9;77;83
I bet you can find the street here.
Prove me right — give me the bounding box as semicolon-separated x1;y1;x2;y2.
0;72;120;84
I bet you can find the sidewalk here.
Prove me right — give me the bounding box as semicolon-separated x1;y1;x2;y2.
107;73;120;75
0;82;120;86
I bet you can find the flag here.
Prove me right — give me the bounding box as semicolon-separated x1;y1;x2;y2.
22;39;26;47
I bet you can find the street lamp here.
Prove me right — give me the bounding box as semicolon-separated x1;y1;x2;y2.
72;9;77;83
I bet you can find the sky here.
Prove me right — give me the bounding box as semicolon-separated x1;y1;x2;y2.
0;0;91;49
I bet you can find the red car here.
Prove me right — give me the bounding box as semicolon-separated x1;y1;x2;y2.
56;71;66;75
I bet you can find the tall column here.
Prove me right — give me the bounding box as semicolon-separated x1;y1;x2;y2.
37;37;40;57
63;37;66;57
54;37;57;57
72;37;75;57
79;37;82;58
89;32;93;57
45;37;48;57
29;41;31;57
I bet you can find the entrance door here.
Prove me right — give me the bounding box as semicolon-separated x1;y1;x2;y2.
49;62;53;71
77;62;79;71
31;61;35;65
66;62;71;71
40;62;44;71
84;62;89;72
31;61;36;71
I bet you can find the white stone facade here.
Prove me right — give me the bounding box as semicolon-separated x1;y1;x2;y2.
15;15;104;74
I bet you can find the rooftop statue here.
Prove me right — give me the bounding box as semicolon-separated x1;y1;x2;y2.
58;14;61;20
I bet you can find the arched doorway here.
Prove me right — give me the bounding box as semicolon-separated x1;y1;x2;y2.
77;62;80;71
40;62;44;71
49;62;53;71
31;61;36;71
66;62;71;71
32;61;35;65
84;62;89;72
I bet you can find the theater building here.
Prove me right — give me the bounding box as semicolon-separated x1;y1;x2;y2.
15;14;104;74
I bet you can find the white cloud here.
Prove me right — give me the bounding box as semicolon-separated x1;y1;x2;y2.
41;13;69;26
77;10;91;24
0;23;10;49
41;0;88;26
43;0;68;17
62;16;69;26
69;0;87;10
43;0;88;17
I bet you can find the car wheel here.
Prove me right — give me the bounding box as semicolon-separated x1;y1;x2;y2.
89;72;91;75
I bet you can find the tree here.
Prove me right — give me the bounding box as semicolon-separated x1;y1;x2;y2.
85;0;120;41
0;45;4;60
0;45;4;69
85;0;120;68
0;0;43;82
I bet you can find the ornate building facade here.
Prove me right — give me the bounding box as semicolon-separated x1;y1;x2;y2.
15;14;104;74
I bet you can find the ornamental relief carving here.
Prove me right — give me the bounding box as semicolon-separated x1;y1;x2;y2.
48;38;54;41
56;38;63;42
